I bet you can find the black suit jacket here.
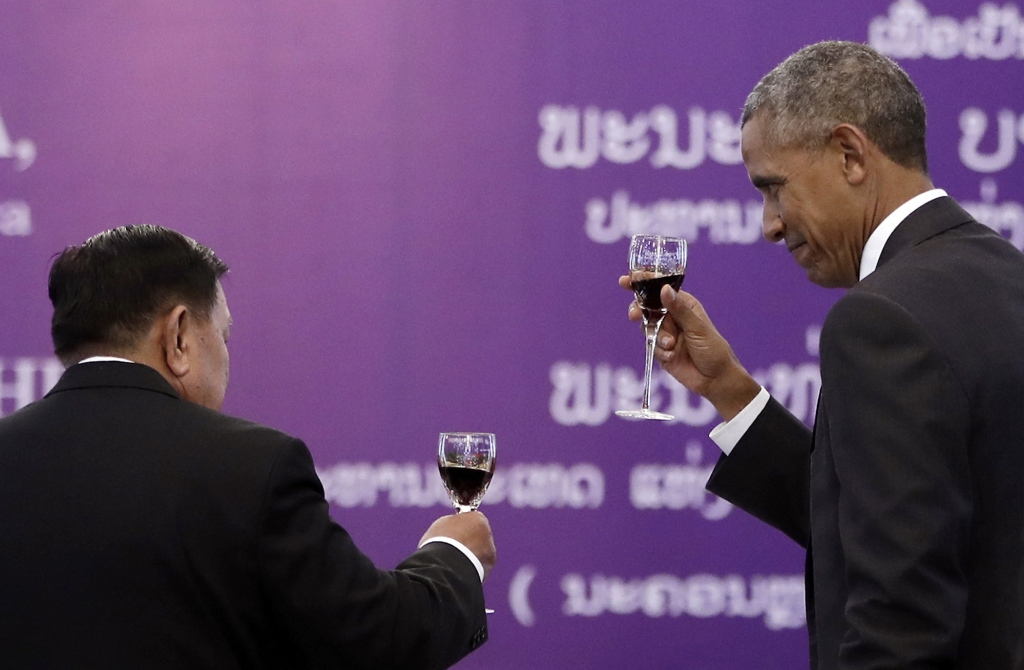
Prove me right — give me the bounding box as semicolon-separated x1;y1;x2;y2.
708;197;1024;669
0;361;487;669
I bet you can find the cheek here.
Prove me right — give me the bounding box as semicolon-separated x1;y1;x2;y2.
220;345;230;384
774;192;800;225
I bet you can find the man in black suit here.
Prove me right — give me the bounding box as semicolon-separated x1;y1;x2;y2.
0;225;496;669
625;42;1024;667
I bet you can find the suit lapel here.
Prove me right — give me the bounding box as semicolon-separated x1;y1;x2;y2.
875;196;974;271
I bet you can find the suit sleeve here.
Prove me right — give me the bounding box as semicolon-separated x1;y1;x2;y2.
706;397;812;547
256;440;487;670
822;292;971;668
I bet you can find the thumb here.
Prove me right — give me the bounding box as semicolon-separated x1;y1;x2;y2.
661;286;707;332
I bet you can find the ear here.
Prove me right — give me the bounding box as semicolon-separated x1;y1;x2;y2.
160;305;192;379
831;124;869;186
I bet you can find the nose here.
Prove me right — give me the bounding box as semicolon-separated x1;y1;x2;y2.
761;201;785;243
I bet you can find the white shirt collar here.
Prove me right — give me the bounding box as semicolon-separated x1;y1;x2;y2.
859;188;947;280
77;356;135;364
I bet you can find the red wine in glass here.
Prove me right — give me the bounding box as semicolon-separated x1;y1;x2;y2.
437;432;497;614
616;235;688;421
630;273;685;320
439;465;494;510
437;432;496;513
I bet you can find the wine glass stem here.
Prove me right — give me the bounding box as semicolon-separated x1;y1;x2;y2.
640;315;665;411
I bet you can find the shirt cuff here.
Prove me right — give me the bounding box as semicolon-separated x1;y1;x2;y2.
708;386;770;456
418;536;485;582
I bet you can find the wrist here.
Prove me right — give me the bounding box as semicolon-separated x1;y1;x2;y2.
707;365;761;421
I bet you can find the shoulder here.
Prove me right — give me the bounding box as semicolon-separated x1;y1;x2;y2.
862;218;1024;303
80;394;314;490
821;289;933;362
172;400;298;446
830;219;1022;331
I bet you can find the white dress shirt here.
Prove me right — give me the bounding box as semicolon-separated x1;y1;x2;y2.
709;189;948;455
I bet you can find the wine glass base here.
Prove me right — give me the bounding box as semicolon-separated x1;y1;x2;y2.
615;409;674;421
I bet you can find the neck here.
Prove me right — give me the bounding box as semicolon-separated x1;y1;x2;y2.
70;338;184;398
867;165;935;235
65;346;135;367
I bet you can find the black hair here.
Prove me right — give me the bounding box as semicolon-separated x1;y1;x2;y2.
48;224;228;363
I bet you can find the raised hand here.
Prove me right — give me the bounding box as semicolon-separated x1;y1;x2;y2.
620;276;760;421
420;511;497;581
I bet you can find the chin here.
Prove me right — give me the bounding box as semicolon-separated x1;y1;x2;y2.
811;276;855;289
806;267;852;289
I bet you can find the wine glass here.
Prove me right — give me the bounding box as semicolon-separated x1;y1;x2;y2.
615;234;687;421
438;432;496;513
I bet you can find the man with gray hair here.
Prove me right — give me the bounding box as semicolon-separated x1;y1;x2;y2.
626;41;1024;667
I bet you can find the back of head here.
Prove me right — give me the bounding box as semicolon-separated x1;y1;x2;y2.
49;225;229;364
743;41;928;173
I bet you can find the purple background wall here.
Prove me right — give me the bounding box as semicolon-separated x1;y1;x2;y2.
1;1;1022;667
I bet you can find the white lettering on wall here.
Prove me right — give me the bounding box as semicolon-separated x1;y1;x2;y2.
0;357;63;417
550;358;820;427
561;571;805;631
316;462;605;509
509;565;538;627
317;462;448;508
630;441;733;519
870;0;1024;60
963;178;1024;251
959;108;1024;173
0;200;31;236
752;362;821;426
0;110;35;171
489;463;605;509
538;105;742;170
584;191;764;245
805;324;822;357
0;109;36;237
550;362;718;428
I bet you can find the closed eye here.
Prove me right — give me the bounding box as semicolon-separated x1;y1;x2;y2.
751;176;785;195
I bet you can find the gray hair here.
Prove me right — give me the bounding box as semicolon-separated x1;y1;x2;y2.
742;41;928;173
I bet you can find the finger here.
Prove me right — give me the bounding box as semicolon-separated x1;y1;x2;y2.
657;314;680;337
627;300;643;322
618;275;632;290
655;318;678;350
666;290;713;326
676;290;710;321
661;286;707;332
